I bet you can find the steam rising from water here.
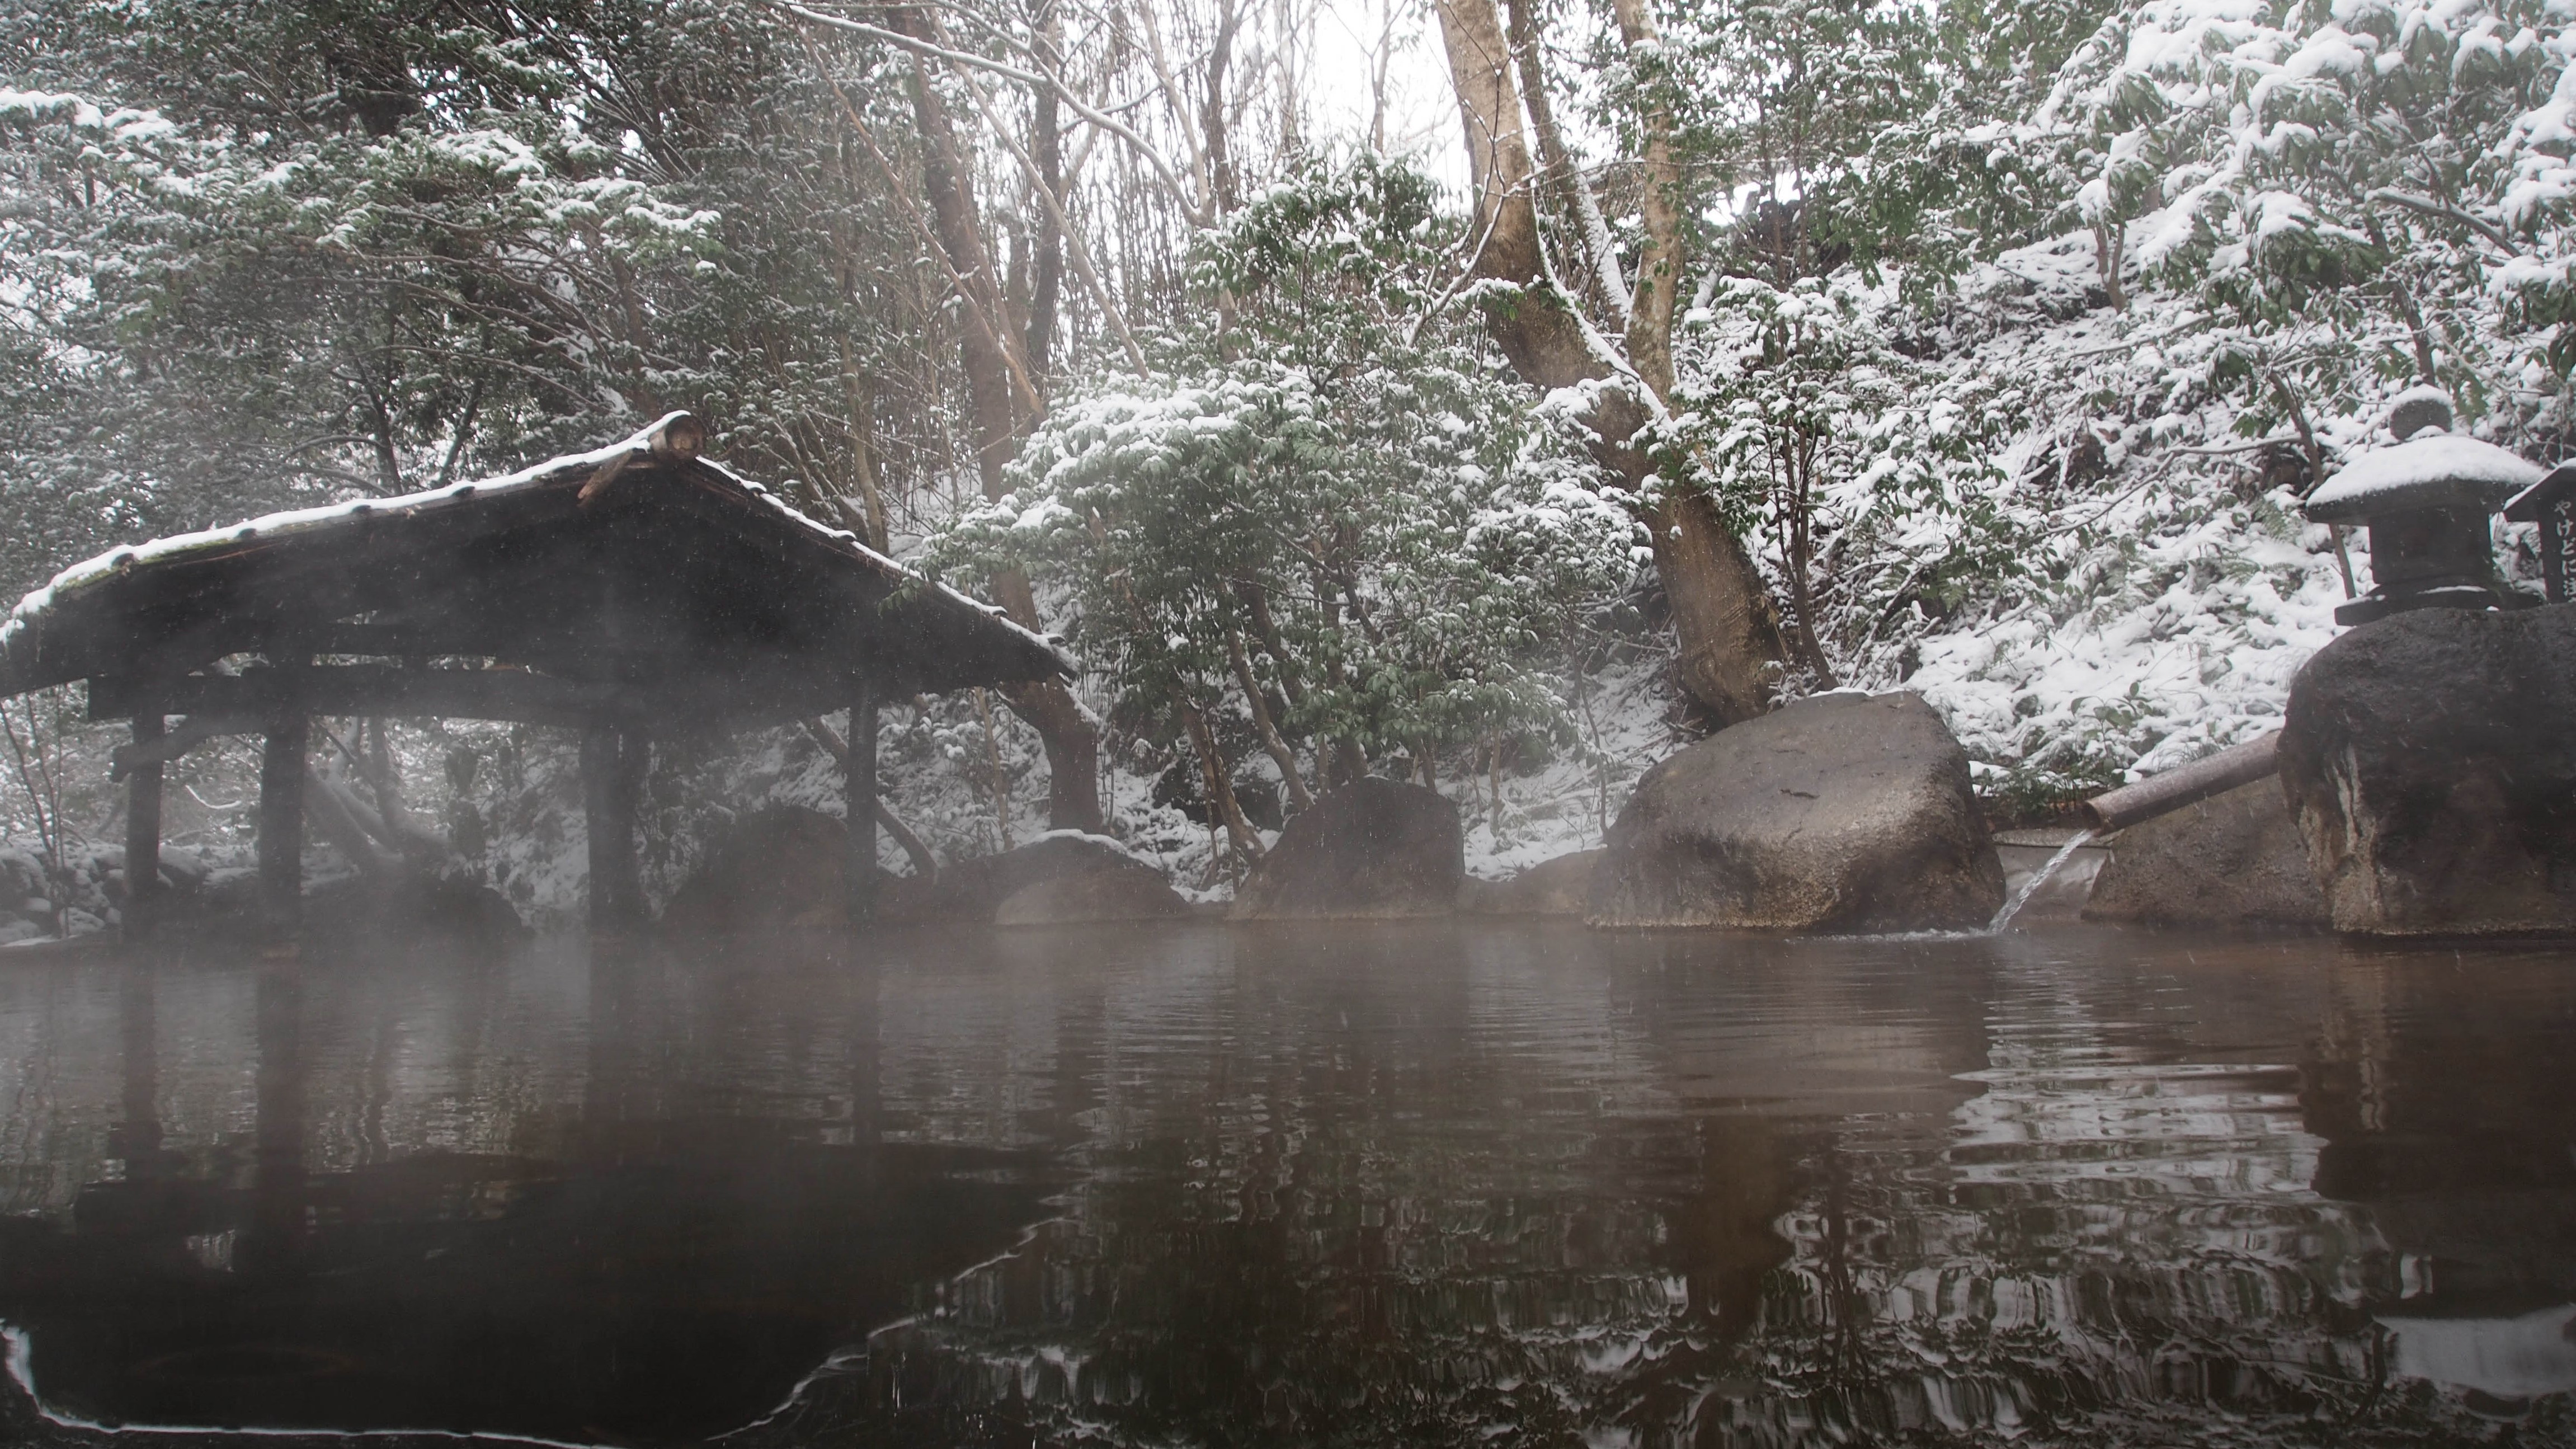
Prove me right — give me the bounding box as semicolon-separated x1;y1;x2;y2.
0;924;2569;1445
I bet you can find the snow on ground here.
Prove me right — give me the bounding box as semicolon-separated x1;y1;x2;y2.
6;236;2565;915
1807;232;2560;804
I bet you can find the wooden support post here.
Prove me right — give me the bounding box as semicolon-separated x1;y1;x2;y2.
124;713;164;941
583;725;646;930
845;683;879;926
257;714;308;941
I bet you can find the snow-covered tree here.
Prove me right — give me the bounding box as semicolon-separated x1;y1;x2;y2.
1671;276;2021;686
936;161;1641;853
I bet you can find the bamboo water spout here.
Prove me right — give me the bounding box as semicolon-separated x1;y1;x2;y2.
2081;731;2281;833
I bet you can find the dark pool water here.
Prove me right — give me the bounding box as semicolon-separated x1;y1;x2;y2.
0;923;2572;1447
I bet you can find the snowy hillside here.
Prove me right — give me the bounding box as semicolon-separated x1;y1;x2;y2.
1726;231;2555;816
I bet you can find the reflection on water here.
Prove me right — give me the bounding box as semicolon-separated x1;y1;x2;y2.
0;924;2569;1445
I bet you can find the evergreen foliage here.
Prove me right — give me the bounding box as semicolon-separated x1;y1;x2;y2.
6;0;2576;863
936;159;1641;782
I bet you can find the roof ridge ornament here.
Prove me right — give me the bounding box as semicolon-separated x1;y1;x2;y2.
580;411;706;507
644;411;705;462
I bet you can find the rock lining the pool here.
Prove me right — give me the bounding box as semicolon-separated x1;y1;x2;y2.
1587;690;2006;932
2281;603;2576;935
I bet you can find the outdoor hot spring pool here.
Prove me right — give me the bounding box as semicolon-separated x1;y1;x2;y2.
0;922;2570;1447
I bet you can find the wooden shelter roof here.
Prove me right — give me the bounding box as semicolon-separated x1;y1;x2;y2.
0;413;1068;728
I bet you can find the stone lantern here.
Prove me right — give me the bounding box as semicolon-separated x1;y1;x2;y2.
2302;388;2542;626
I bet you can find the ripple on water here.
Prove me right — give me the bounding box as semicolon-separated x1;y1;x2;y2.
0;923;2566;1446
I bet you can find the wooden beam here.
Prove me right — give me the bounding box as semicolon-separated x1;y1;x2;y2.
258;712;309;940
109;665;627;729
112;712;248;779
845;681;879;926
305;622;474;659
124;713;163;940
96;661;886;734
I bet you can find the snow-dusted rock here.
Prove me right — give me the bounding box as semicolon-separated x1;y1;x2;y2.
2281;605;2576;935
1589;691;2004;932
665;810;1170;930
1466;849;1604;916
1231;779;1463;920
2082;780;2325;929
900;834;1166;924
995;869;1190;926
158;847;210;891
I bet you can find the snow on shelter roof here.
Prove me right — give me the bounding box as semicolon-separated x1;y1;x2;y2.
0;412;1072;713
2302;434;2544;524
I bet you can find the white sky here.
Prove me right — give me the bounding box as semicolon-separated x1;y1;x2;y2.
1299;0;1471;190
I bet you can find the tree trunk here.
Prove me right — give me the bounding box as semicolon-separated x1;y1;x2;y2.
258;711;308;940
125;713;163;939
890;3;1104;830
1780;450;1838;685
1503;0;1625;320
844;684;879;924
305;764;405;881
838;341;891;552
802;715;941;881
972;687;1015;852
1181;699;1264;864
1203;0;1245;215
358;718;446;863
1612;0;1680;394
2094;218;2128;312
1430;0;1787;726
1228;631;1313;812
1028;0;1066;392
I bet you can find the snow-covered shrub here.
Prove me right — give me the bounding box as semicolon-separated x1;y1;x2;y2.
933;159;1645;815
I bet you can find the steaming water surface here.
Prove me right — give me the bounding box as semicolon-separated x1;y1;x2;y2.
0;923;2571;1446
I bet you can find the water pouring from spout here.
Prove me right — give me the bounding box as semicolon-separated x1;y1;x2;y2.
1989;830;2097;933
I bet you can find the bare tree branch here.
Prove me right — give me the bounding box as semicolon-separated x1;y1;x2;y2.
775;0;1201;217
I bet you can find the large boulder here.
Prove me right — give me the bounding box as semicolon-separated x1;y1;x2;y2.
895;832;1168;924
996;868;1193;926
662;807;856;932
1231;778;1463;920
305;871;528;944
665;814;1171;930
1589;691;2004;931
1466;849;1605;916
2081;779;2327;928
2280;605;2576;935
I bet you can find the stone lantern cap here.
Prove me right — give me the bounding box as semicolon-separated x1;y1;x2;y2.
2303;391;2540;525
